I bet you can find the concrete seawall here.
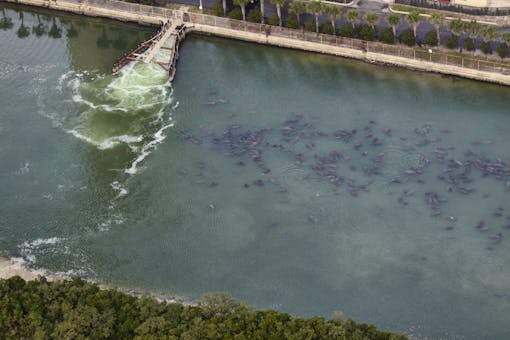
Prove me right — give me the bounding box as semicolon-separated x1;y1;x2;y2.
3;0;510;86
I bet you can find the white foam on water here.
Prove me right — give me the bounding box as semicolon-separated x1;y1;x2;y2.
16;161;30;175
124;121;174;175
110;180;128;198
66;128;144;150
19;237;66;264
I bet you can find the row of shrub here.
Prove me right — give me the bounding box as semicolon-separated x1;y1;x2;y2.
0;276;407;339
395;0;510;16
209;0;510;58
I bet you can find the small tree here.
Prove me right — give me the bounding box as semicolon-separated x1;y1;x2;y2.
211;1;225;17
228;7;243;20
233;0;249;21
386;13;401;37
304;18;316;32
406;10;421;38
480;41;492;54
496;43;510;58
271;0;286;27
464;37;476;51
482;26;497;43
359;24;376;41
429;12;445;44
379;27;395;44
424;30;438;46
247;8;262;23
267;13;279;26
289;1;306;28
222;0;227;16
320;22;335;35
399;28;416;46
448;18;464;37
307;0;323;34
260;0;266;23
324;5;341;33
339;22;355;38
345;9;359;29
444;35;459;49
364;12;379;30
285;15;299;29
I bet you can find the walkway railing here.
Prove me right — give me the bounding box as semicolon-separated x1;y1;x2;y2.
54;0;510;76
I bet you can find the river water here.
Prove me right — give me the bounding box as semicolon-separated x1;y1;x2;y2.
1;4;510;339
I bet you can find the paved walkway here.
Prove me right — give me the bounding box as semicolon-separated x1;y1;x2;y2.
144;21;181;63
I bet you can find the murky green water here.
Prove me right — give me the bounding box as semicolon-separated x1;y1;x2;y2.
1;4;510;339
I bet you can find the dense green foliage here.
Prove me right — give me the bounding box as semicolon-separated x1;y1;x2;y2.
398;28;415;46
304;19;316;32
443;35;458;49
339;22;355;38
267;13;279;26
247;8;262;23
423;30;437;46
320;22;335;35
359;24;376;42
284;15;299;29
228;7;243;20
496;43;509;58
0;277;407;340
480;41;493;55
464;37;475;52
378;27;395;44
211;1;225;17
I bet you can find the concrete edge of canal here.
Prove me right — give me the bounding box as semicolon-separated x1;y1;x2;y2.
3;0;510;86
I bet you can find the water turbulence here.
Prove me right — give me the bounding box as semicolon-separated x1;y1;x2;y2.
50;60;175;174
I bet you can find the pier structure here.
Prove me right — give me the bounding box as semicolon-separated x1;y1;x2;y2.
112;19;186;80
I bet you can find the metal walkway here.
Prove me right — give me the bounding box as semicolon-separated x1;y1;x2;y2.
112;20;186;80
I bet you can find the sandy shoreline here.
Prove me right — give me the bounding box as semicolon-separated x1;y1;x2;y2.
0;256;196;305
0;257;55;281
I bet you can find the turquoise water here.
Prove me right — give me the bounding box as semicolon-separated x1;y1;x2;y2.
1;5;510;339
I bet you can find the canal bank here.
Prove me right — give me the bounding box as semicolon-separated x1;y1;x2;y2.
2;0;510;84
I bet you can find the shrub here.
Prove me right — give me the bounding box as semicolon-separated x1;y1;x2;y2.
464;37;475;51
0;17;14;30
285;16;299;29
247;8;262;23
444;35;458;49
399;28;416;46
359;24;376;41
0;277;408;340
228;8;243;20
339;22;355;38
267;13;279;26
424;30;437;46
480;41;492;55
379;27;394;44
211;1;225;17
496;43;510;58
320;22;335;35
304;19;315;32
